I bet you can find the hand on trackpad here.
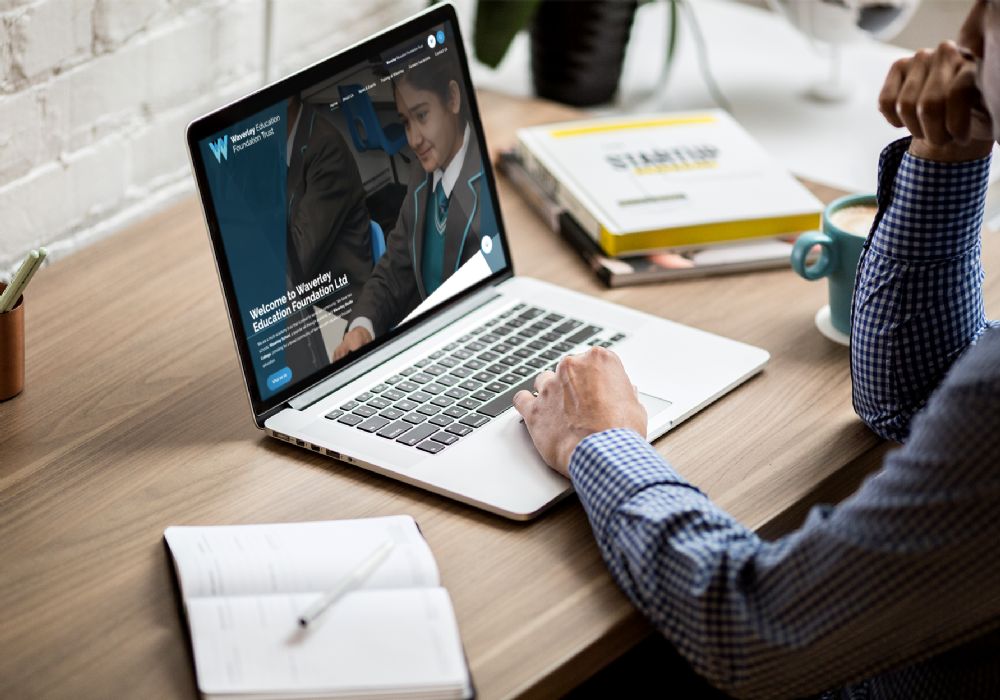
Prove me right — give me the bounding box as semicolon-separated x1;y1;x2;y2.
516;391;670;424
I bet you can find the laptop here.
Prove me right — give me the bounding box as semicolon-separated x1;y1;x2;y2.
186;2;769;520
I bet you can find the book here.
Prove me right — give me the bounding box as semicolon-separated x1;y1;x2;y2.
514;110;822;256
497;149;797;287
164;516;473;700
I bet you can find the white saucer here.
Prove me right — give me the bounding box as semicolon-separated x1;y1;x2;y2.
815;305;850;346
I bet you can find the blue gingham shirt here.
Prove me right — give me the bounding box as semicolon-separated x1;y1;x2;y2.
568;137;1000;699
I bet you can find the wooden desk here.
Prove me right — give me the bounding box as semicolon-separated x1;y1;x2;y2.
2;92;996;699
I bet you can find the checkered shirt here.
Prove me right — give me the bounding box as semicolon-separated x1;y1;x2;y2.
568;138;1000;699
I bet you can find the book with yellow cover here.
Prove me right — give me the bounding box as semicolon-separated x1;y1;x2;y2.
515;111;822;256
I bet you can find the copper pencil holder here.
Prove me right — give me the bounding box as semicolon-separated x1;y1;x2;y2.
0;282;25;401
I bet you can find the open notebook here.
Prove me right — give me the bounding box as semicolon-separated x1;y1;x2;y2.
164;516;473;700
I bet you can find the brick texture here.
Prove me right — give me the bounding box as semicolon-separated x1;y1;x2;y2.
0;0;422;275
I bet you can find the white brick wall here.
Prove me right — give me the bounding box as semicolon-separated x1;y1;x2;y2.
0;0;423;276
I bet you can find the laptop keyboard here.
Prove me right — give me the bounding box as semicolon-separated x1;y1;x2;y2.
322;303;627;454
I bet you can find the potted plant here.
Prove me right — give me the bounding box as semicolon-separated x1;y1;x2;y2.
472;0;681;107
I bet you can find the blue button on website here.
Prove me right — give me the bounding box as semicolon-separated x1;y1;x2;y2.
267;367;292;391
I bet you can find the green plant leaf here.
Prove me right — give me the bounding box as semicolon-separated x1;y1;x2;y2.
666;0;679;68
473;0;542;69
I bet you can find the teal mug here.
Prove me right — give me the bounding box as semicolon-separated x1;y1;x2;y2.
791;194;877;338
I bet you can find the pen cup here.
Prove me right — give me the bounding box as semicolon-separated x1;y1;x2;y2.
0;282;25;401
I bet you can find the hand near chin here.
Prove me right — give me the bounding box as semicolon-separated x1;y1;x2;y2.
512;347;647;477
879;41;994;162
333;327;373;361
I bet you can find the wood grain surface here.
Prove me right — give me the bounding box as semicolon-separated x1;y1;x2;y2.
2;91;996;699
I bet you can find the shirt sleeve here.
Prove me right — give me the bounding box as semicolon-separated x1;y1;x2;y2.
347;316;375;338
850;137;996;442
569;414;1000;699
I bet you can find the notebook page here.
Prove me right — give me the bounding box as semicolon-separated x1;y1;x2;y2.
164;516;438;599
187;588;469;697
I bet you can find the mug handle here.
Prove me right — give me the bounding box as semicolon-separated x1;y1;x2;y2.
791;231;837;281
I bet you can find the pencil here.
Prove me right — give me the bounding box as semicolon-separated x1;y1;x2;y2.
11;247;45;311
0;250;39;313
297;539;395;627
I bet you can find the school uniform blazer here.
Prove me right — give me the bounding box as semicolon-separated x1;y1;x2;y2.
286;103;372;291
283;103;373;378
349;135;496;337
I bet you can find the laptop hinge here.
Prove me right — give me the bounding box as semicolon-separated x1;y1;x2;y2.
287;286;504;410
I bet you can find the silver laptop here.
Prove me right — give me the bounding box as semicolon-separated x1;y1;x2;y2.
187;3;769;520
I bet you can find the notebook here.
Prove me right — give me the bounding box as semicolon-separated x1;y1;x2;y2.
164;516;473;700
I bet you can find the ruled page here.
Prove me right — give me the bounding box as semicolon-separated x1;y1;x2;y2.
164;516;439;599
187;588;470;698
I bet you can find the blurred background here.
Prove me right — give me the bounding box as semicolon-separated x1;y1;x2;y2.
0;0;971;275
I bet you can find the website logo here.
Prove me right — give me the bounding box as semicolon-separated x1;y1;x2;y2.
208;135;228;163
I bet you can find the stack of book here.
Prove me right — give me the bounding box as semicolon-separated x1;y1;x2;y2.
500;110;823;286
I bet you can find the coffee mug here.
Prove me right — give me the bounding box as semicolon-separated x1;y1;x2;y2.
791;194;877;343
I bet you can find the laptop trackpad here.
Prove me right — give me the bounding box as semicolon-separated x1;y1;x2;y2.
638;391;672;417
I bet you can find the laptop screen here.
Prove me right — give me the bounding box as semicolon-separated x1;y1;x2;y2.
191;9;510;414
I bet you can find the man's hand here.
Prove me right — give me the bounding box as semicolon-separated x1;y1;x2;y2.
333;326;373;361
512;347;647;477
879;41;994;162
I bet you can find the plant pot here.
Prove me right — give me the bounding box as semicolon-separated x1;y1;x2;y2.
529;0;638;107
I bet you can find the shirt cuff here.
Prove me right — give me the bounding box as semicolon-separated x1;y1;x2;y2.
870;137;991;261
568;428;703;540
347;316;374;338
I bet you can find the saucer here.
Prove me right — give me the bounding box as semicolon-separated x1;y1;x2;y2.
815;305;850;346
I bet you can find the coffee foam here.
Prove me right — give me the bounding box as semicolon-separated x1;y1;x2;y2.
829;205;877;237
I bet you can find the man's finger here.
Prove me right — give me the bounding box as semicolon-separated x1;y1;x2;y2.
897;50;931;139
512;389;534;416
599;345;625;370
969;106;994;142
947;63;992;143
918;45;961;145
534;370;556;393
946;64;977;142
556;352;577;375
879;59;907;128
